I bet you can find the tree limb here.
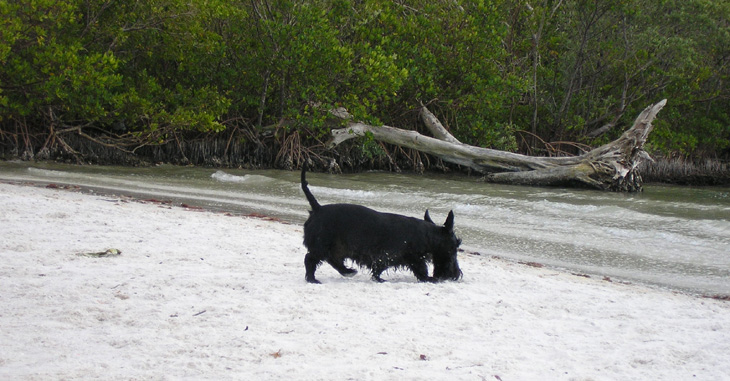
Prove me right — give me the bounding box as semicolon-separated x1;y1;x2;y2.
328;99;667;191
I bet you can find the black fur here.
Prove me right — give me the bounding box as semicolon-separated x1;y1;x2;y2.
301;164;462;283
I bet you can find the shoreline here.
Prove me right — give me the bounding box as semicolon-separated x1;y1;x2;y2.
2;181;729;379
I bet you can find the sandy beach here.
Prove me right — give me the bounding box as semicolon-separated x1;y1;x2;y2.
1;181;728;380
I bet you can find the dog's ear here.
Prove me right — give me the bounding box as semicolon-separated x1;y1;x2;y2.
424;209;434;224
444;210;455;231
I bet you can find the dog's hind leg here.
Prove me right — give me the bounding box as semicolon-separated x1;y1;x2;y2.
304;253;322;284
327;259;358;278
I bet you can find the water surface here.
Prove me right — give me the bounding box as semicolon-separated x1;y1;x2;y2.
2;161;728;295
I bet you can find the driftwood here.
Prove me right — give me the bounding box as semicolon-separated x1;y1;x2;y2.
328;100;667;191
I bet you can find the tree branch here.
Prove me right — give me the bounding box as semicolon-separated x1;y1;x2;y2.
328;99;667;191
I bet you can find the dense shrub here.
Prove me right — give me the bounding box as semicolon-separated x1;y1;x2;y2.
1;0;728;161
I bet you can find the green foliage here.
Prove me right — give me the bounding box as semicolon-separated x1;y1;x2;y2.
0;0;232;139
0;0;121;123
1;0;728;158
507;0;729;156
358;131;386;161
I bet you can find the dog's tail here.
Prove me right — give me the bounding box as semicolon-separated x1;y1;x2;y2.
301;163;321;211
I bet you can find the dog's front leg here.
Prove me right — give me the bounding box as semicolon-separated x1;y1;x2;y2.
410;260;437;283
370;264;387;282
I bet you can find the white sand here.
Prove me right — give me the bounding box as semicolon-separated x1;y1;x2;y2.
1;182;728;380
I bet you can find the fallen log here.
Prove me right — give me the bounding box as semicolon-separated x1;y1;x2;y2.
328;100;667;191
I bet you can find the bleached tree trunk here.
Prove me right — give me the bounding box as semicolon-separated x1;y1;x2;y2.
328;100;667;192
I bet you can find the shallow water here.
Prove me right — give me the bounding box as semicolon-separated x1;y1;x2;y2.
2;161;728;295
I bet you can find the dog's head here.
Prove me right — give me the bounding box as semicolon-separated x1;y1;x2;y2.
426;210;463;281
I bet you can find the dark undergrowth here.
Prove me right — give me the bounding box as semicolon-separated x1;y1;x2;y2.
1;130;728;187
639;156;730;186
0;127;446;174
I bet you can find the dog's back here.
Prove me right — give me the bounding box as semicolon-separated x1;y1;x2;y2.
304;203;436;262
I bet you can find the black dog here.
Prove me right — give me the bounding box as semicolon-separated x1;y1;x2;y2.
301;165;462;283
